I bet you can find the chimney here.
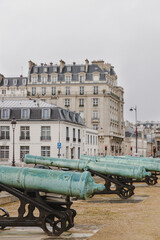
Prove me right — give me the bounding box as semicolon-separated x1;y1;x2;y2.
0;74;4;83
60;60;65;73
91;60;104;70
85;59;89;72
50;62;53;65
73;62;76;65
28;60;36;71
20;74;23;77
41;63;44;66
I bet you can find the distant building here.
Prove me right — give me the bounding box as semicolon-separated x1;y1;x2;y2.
27;59;124;156
0;100;98;165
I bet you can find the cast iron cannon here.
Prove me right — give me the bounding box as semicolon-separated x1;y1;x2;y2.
24;154;151;199
0;165;104;236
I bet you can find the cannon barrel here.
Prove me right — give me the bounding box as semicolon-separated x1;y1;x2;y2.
80;155;160;172
0;166;105;200
24;154;151;179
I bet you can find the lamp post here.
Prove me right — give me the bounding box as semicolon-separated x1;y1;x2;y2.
130;106;138;155
11;118;17;166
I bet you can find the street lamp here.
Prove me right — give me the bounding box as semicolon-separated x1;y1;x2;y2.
11;118;17;166
130;106;138;155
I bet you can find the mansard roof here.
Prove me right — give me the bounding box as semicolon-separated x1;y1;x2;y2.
0;100;84;125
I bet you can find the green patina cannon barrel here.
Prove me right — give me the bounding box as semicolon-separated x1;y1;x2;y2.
118;155;160;163
0;165;105;200
24;154;151;179
80;154;160;172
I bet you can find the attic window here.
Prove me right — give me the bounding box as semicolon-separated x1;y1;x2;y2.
53;67;57;72
13;79;17;85
4;79;8;86
22;79;26;85
1;109;10;119
21;109;30;119
67;66;71;72
34;67;38;73
43;67;48;73
80;66;85;72
42;108;50;119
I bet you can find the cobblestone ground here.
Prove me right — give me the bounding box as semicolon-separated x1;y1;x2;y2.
1;182;160;239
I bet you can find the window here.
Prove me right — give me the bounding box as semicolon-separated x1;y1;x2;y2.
22;79;26;85
80;66;85;72
0;146;9;160
73;128;76;141
78;129;81;142
52;87;56;95
79;111;84;119
93;110;98;119
34;67;38;73
88;135;89;144
79;76;84;83
65;76;71;83
20;126;30;140
65;99;70;107
21;90;25;95
80;86;84;95
42;77;47;84
41;146;50;157
93;86;98;94
13;79;17;85
53;67;57;72
66;127;69;141
1;109;10;119
21;109;30;119
78;147;80;159
2;90;6;94
42;109;50;119
90;135;92;144
0;126;10;140
52;76;57;83
93;98;98;106
32;87;36;96
93;124;98;130
43;67;48;73
4;79;8;86
41;126;51;140
42;87;46;95
11;89;15;94
32;77;37;83
66;87;70;95
20;146;29;159
79;99;84;107
93;75;99;81
67;66;71;72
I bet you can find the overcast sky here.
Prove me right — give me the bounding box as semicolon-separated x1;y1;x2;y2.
0;0;160;123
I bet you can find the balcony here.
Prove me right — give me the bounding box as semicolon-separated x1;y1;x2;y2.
40;136;51;140
66;137;70;141
79;104;84;107
20;136;30;140
91;117;99;123
73;138;76;142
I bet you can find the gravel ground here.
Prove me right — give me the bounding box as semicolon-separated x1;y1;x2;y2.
1;182;160;240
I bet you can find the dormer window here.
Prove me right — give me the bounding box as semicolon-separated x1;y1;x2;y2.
53;67;57;72
32;77;37;83
22;79;26;85
80;66;85;72
67;66;71;72
65;76;71;83
42;109;50;119
41;76;47;84
1;109;10;119
52;76;57;83
93;75;99;82
79;76;84;83
43;67;48;73
34;67;38;73
21;109;30;119
13;79;17;85
4;79;8;86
